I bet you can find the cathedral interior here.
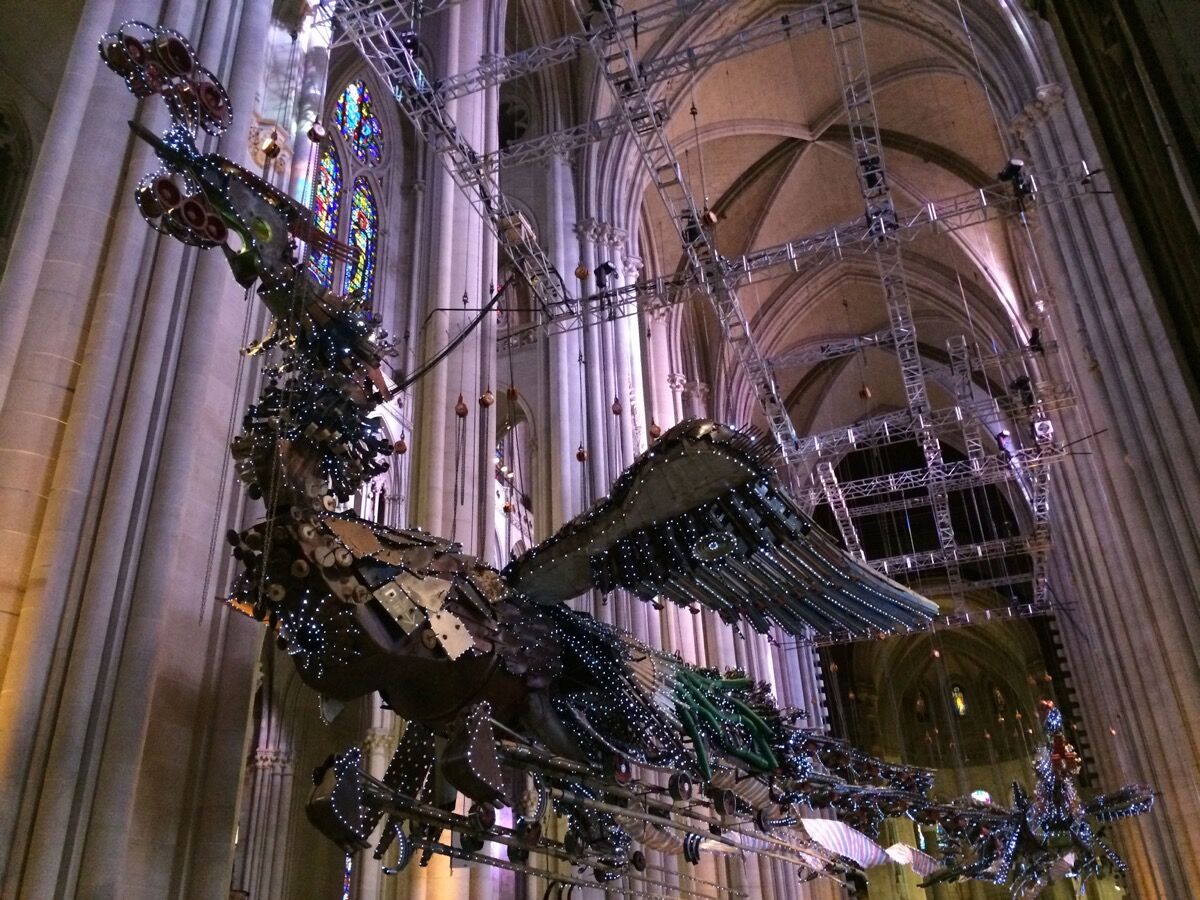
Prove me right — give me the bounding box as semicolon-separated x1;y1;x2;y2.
0;0;1197;898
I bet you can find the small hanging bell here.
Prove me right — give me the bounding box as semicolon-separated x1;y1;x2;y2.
576;444;588;462
455;394;469;418
858;382;872;400
648;420;662;439
611;395;622;416
261;130;282;160
502;500;514;514
574;262;589;281
506;385;519;402
479;388;495;408
393;436;408;455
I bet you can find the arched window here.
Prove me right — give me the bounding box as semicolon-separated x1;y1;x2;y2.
308;76;387;299
914;690;929;723
991;685;1007;714
951;684;968;717
343;177;378;301
307;141;342;288
334;80;383;167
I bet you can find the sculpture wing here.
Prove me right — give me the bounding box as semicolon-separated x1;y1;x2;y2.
502;421;938;638
1084;784;1156;822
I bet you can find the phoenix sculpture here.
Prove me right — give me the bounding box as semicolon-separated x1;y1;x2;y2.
99;20;1153;897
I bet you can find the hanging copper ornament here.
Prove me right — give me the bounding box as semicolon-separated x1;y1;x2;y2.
260;130;282;160
506;385;518;402
858;382;872;400
455;394;469;418
502;500;514;514
574;262;589;281
576;444;588;462
479;388;495;408
307;121;327;143
393;435;408;455
648;420;662;439
611;395;622;416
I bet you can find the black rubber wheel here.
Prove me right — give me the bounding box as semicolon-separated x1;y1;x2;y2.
516;819;542;846
711;789;737;817
507;844;530;863
611;755;633;785
459;832;485;854
669;771;694;801
470;803;496;831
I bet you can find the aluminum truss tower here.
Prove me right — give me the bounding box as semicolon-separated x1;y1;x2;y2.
572;1;809;471
822;0;959;600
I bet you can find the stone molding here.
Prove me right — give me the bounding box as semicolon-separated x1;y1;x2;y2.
1010;83;1066;144
251;747;293;774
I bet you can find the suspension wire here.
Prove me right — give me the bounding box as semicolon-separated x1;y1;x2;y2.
200;280;258;624
952;0;1011;159
503;306;529;565
576;342;591;512
689;94;710;210
201;27;306;623
957;265;1027;599
256;91;325;618
929;629;969;790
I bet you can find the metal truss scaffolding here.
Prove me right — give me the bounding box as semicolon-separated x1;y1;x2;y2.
498;163;1091;348
821;0;966;598
571;0;808;472
327;0;1072;637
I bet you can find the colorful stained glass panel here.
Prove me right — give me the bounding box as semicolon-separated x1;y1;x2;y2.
334;80;384;167
951;684;968;717
307;142;342;288
343;177;378;301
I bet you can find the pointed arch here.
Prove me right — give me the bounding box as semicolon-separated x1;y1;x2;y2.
307;141;343;288
343;176;378;301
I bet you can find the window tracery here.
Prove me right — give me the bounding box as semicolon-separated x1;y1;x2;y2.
334;80;383;167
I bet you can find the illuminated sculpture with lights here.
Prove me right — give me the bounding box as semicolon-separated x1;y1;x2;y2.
99;22;1153;895
923;702;1153;897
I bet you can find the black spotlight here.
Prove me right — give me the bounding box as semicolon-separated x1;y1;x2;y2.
594;261;618;289
998;158;1030;196
998;158;1025;181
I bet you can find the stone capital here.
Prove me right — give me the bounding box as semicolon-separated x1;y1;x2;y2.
573;217;603;242
1009;83;1065;143
252;747;293;773
363;727;394;755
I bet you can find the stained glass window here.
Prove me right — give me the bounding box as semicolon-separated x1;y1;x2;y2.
334;80;384;167
343;177;378;301
307;142;342;288
951;684;968;717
